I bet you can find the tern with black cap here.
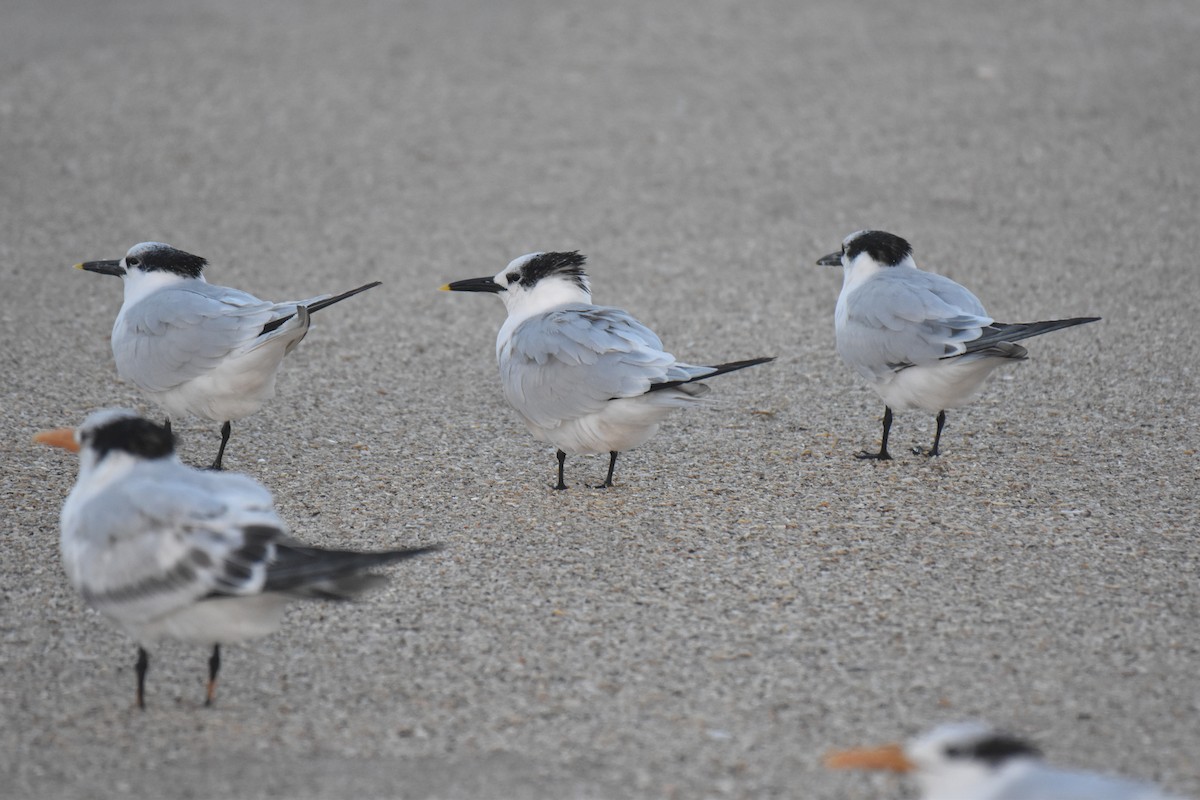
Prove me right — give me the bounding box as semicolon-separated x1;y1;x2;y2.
826;721;1184;799
442;251;773;489
818;230;1100;459
77;241;380;469
35;408;440;709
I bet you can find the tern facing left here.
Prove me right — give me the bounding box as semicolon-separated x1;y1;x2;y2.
77;242;381;469
35;408;440;709
825;721;1185;800
442;251;773;489
818;230;1100;459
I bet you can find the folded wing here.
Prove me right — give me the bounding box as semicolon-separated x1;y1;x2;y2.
839;269;994;380
64;465;285;624
116;284;305;391
501;305;698;428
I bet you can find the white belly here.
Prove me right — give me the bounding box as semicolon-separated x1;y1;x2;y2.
120;594;290;646
524;390;706;454
131;331;306;422
872;356;1012;413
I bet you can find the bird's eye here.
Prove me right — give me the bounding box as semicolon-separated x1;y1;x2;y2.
126;257;141;268
506;272;520;285
944;746;964;758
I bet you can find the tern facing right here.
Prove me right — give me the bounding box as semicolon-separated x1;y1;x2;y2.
818;230;1099;459
825;721;1186;800
36;408;440;709
442;251;773;489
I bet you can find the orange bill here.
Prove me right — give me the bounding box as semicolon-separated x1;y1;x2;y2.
824;743;914;772
34;427;80;452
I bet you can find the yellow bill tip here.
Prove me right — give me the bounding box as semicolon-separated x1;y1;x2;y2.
438;283;452;291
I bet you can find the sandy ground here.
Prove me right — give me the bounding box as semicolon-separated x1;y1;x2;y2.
2;0;1197;797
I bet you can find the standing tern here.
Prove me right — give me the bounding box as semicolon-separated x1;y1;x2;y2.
825;721;1185;800
441;251;773;489
77;242;380;469
818;230;1100;459
35;408;440;709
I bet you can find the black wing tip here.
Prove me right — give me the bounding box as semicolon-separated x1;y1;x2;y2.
994;316;1101;327
378;543;443;562
334;542;443;569
719;356;776;368
1041;316;1101;326
306;281;383;314
645;356;775;393
702;356;777;376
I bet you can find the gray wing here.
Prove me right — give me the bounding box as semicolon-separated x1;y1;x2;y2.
837;267;993;381
63;463;287;624
114;283;304;391
994;764;1173;800
500;305;706;428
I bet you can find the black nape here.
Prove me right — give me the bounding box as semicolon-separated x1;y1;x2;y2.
91;418;175;461
947;734;1041;766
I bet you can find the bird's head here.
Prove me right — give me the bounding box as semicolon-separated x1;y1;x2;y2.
440;251;591;319
826;721;1041;799
35;408;177;475
77;242;208;281
818;230;915;272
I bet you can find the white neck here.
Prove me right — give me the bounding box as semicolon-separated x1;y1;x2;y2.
501;277;592;326
842;252;902;292
121;267;204;307
61;450;141;538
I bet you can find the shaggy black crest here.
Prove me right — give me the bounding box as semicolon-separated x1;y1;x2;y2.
131;245;208;279
87;417;176;461
945;734;1041;767
514;251;588;290
846;231;913;267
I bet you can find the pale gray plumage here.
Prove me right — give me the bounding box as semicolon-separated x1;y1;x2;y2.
443;251;773;489
827;721;1185;800
819;230;1100;459
500;304;715;429
113;281;311;398
78;241;379;469
835;266;998;383
38;408;438;708
985;769;1178;800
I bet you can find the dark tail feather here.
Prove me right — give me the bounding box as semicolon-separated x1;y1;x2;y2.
646;356;775;393
305;281;382;315
965;317;1100;355
260;281;382;335
265;543;441;598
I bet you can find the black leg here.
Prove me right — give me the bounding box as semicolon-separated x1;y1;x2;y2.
596;451;618;489
210;421;231;470
856;406;894;460
553;450;568;490
205;644;221;707
924;410;947;457
135;646;149;710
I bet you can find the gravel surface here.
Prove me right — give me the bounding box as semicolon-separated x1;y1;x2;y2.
2;1;1197;798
